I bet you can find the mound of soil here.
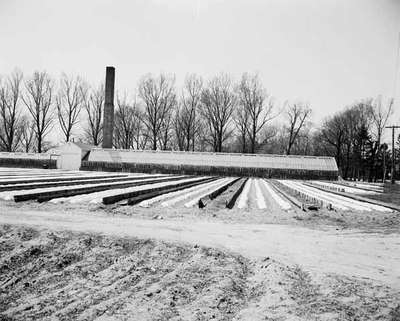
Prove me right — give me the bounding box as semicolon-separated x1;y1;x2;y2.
0;225;250;320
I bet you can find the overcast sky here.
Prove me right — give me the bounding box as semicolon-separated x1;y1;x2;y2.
1;0;400;126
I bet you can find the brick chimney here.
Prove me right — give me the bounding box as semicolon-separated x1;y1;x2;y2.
102;66;115;149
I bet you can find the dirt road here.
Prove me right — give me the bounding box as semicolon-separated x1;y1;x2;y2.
1;206;399;289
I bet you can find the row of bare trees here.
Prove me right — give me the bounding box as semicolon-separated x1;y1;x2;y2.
0;70;106;152
3;68;395;181
0;69;316;155
110;72;313;155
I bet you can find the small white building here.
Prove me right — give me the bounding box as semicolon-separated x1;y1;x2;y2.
57;142;93;170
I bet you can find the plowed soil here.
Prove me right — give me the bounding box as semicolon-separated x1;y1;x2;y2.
1;225;399;321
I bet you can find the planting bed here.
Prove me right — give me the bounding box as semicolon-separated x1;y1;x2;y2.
0;168;395;213
278;180;393;212
1;167;400;320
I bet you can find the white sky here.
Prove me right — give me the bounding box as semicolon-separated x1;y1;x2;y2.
1;0;400;136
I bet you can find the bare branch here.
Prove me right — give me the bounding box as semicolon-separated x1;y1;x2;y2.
138;73;176;150
236;73;277;153
56;74;86;142
200;73;236;152
0;70;24;151
83;83;103;146
285;102;312;155
22;71;54;153
173;74;203;151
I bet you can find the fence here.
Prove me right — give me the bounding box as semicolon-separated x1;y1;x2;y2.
0;158;57;169
0;152;58;169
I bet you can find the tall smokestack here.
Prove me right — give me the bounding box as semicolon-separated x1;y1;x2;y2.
102;66;115;149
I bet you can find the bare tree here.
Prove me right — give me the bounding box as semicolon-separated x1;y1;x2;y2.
83;83;103;146
321;102;373;179
138;74;176;150
285;102;312;155
173;75;203;152
179;74;203;151
132;108;148;149
319;113;347;168
371;96;393;145
114;94;143;149
236;73;276;153
368;96;393;180
0;70;24;151
56;74;86;142
233;103;249;153
22;71;54;153
200;74;236;152
173;106;186;151
258;125;278;151
261;125;287;154
289;125;313;155
158;111;173;150
20;115;36;152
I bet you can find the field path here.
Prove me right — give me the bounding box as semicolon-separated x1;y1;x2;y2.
1;207;399;289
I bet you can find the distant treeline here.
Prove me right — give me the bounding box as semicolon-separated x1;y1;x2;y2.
0;69;397;181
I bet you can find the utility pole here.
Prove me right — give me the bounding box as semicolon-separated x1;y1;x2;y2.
381;143;388;182
385;33;400;184
386;125;400;184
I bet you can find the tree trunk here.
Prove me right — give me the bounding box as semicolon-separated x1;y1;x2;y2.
251;124;256;153
37;136;42;153
152;130;157;150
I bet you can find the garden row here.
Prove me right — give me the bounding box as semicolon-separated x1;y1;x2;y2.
0;168;395;212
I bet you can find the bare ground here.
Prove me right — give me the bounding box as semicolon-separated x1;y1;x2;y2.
1;200;400;320
1;225;399;321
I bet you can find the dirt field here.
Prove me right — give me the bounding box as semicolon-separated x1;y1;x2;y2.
1;224;400;321
1;198;400;320
0;169;400;320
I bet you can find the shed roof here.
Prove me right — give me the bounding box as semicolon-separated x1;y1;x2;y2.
72;142;94;152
